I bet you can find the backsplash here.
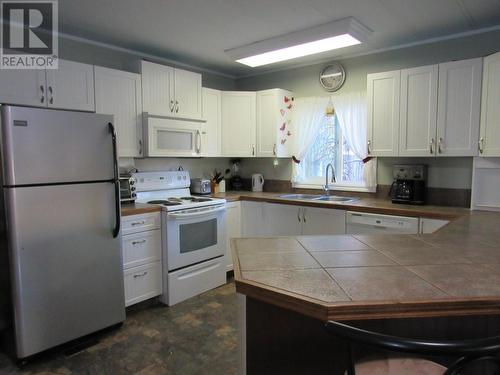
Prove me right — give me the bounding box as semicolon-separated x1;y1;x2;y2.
121;156;473;207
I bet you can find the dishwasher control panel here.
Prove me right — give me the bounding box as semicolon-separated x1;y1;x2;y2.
346;211;419;235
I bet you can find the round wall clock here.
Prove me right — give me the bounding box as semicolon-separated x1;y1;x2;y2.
319;63;346;92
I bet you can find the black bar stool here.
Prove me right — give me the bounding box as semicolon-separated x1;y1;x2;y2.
325;320;500;375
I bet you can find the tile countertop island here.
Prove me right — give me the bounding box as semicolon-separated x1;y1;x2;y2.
232;210;500;374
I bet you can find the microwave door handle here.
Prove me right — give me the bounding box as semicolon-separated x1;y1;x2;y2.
109;122;121;238
168;205;226;219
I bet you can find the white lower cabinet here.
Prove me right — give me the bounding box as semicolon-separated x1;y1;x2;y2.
122;212;161;235
263;203;346;236
241;201;265;237
122;229;161;269
121;212;162;307
419;218;449;234
301;207;346;235
263;203;302;236
225;202;241;271
124;262;162;307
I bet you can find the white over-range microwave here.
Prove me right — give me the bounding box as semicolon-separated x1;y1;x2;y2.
143;113;205;157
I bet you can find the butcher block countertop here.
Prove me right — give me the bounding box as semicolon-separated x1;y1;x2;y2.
232;210;500;322
121;202;162;216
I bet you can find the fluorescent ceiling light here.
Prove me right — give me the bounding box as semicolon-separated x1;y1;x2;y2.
226;17;372;68
236;34;360;67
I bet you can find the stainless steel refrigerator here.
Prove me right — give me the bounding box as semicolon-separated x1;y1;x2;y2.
0;105;125;359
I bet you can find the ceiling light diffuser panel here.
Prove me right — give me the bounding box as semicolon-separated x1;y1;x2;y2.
226;17;372;67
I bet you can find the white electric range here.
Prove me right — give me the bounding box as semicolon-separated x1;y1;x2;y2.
133;171;227;306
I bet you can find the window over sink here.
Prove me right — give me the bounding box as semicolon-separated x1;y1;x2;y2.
300;114;365;188
291;93;376;192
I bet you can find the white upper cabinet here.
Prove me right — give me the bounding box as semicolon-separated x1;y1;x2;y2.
221;91;256;157
0;69;46;107
436;58;482;157
95;66;143;157
201;88;221;157
141;61;202;120
0;59;94;111
367;70;400;156
141;61;174;117
399;65;438;156
256;88;294;158
174;68;202;119
46;59;95;112
479;52;500;156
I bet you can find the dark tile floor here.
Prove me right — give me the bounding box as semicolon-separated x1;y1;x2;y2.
0;281;238;375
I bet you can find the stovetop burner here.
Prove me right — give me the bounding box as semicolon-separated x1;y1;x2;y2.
147;200;181;206
181;196;212;202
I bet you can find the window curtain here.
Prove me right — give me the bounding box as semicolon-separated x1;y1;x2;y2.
291;97;330;183
332;91;377;189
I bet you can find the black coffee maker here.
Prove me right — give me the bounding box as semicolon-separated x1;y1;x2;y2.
390;165;427;205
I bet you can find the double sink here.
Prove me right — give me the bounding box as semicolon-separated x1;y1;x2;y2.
278;194;359;203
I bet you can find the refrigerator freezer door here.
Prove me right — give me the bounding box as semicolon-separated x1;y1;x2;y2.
1;106;115;186
4;182;125;358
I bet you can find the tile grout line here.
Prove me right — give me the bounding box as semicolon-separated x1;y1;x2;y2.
295;237;355;302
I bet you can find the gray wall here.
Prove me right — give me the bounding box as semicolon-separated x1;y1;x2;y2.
235;29;500;95
62;31;500;190
59;37;236;90
235;30;500;189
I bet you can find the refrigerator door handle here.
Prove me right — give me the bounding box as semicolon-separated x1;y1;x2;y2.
109;122;121;238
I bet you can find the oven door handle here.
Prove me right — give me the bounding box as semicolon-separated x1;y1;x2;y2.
167;205;226;219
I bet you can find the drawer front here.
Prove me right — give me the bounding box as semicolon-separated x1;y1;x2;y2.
124;262;162;307
122;229;161;269
163;257;226;306
122;212;161;235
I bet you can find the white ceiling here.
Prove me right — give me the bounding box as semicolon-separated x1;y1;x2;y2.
60;0;500;77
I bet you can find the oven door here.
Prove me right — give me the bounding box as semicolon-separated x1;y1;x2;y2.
164;204;226;271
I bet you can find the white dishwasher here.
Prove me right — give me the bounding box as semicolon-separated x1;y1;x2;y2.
346;211;419;234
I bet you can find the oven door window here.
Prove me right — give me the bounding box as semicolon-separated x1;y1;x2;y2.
179;218;217;253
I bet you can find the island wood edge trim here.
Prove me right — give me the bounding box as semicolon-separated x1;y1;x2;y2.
235;275;500;322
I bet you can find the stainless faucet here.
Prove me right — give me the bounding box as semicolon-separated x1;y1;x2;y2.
324;163;336;196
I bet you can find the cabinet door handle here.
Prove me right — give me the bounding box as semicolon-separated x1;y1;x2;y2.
169;99;174;112
175;100;179;113
133;271;148;278
132;239;146;245
302;208;306;223
40;85;45;103
131;220;146;226
479;137;484;154
138;139;142;156
297;208;301;223
367;140;371;155
438;137;443;154
48;86;53;104
273;144;276;156
430;138;435;154
196;129;201;154
252;144;255;156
